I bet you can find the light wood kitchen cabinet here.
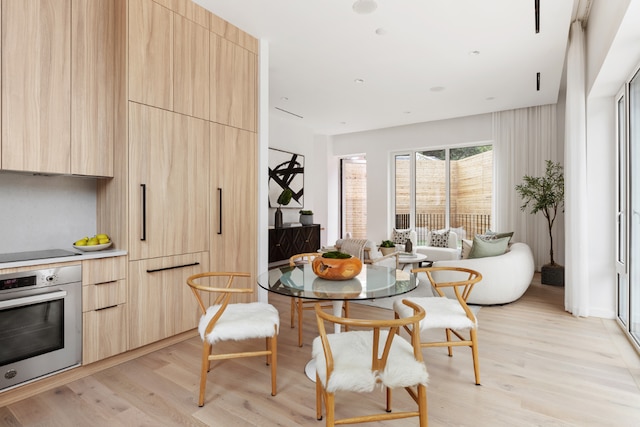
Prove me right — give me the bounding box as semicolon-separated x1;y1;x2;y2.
173;13;209;120
210;33;257;132
82;256;127;364
128;102;209;261
1;0;71;174
211;123;257;303
1;0;115;177
71;0;116;177
128;0;173;110
128;252;208;349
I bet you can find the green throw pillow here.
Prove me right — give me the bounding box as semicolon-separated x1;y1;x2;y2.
468;236;510;259
493;231;514;242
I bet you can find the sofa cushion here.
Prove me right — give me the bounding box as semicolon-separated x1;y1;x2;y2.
430;230;450;248
461;239;473;259
392;228;412;245
480;230;515;243
468;236;510;259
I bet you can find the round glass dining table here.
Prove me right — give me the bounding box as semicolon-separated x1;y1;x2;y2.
257;263;417;303
257;263;418;380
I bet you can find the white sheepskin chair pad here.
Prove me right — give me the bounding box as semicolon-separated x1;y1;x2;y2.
312;330;429;393
394;297;476;331
199;302;280;344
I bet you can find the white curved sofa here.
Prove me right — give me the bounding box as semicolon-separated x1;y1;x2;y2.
429;242;535;305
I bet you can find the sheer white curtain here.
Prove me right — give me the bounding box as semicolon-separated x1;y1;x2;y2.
493;104;561;271
564;21;589;317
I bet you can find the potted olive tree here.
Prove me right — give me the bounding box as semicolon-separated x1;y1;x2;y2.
515;160;565;286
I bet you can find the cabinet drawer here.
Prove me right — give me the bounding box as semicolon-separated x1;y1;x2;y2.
83;256;126;284
83;304;128;364
83;279;126;312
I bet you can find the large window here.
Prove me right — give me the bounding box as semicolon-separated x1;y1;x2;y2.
341;157;367;239
395;145;493;245
618;66;640;350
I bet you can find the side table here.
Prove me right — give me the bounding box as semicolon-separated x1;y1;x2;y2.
397;253;430;270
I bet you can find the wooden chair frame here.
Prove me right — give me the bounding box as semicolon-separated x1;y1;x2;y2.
288;253;350;347
186;272;277;406
314;300;428;426
403;266;482;385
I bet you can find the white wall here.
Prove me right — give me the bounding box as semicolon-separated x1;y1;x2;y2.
0;173;97;253
585;96;616;318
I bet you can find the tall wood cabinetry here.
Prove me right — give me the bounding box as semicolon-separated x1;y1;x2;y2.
112;0;257;349
211;124;257;303
128;103;209;261
1;0;115;177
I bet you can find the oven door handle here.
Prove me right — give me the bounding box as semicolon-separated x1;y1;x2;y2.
0;289;67;310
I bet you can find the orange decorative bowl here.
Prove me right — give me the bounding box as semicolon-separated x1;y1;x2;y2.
312;254;363;281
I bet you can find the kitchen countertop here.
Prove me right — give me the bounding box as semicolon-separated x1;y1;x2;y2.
0;249;127;270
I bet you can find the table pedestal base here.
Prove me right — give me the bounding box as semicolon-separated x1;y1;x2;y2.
304;301;344;382
304;359;316;381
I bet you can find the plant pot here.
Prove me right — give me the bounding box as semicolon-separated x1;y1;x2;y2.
541;263;564;286
300;214;313;225
379;247;396;256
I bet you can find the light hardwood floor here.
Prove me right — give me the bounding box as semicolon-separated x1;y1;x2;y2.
1;274;639;426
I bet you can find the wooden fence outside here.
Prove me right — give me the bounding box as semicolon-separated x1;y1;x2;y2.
344;150;493;240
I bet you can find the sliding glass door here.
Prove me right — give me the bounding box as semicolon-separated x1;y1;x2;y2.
340;157;367;239
616;92;629;329
617;67;640;350
629;69;640;344
394;145;493;245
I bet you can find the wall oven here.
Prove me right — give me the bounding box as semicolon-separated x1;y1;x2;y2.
0;265;82;391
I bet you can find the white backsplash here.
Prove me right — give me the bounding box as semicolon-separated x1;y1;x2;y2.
0;173;97;254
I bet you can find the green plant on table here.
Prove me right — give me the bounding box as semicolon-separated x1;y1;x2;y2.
380;240;395;248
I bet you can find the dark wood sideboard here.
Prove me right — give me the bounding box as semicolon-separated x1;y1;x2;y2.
268;224;321;263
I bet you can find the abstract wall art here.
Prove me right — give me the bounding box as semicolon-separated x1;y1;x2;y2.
268;148;304;208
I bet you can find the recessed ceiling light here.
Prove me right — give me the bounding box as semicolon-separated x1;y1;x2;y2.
375;27;386;35
352;0;377;14
280;97;288;101
469;50;480;56
430;86;445;92
486;96;495;101
404;111;411;114
340;121;347;125
354;78;365;84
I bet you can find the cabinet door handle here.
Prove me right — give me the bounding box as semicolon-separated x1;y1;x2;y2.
146;262;200;273
141;184;147;241
95;305;118;312
218;188;223;235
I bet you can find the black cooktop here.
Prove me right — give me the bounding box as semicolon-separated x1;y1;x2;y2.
0;249;81;264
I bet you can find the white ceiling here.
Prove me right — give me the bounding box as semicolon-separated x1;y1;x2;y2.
195;0;578;135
